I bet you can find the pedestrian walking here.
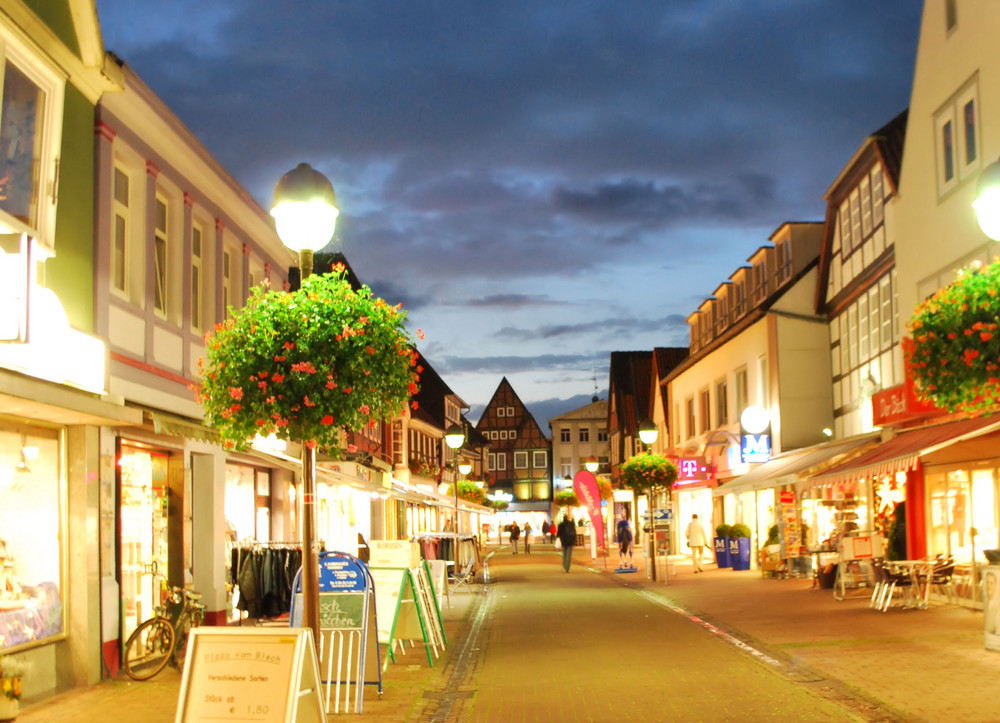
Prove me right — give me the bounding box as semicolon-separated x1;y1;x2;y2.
510;521;521;554
549;521;557;543
616;509;634;569
556;514;577;572
524;521;532;553
685;513;708;572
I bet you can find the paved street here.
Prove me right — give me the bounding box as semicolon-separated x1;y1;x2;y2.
19;543;1000;722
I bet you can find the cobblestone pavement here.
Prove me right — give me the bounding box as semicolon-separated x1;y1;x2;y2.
19;543;1000;722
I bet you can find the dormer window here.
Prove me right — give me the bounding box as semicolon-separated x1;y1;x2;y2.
715;294;728;334
775;238;792;283
751;261;767;304
733;279;746;318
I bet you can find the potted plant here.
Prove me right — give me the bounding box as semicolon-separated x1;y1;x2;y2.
728;523;753;571
714;523;732;568
553;489;579;507
0;655;29;721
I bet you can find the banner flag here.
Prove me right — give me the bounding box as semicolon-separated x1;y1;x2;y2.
573;470;605;549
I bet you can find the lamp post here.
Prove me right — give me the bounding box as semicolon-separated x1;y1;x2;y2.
636;420;661;580
270;162;338;645
973;159;1000;240
445;423;466;542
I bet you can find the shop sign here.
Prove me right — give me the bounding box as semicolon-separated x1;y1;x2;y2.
872;381;938;426
329;461;374;485
741;434;771;464
318;554;367;593
675;456;712;488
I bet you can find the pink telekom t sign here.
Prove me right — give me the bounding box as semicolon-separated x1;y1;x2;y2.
572;470;605;549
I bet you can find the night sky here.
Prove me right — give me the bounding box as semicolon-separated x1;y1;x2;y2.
94;1;922;425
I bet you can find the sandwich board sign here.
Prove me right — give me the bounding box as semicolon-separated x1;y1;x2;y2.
175;627;324;723
289;551;382;713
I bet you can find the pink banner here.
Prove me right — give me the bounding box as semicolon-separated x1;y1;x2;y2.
573;470;605;549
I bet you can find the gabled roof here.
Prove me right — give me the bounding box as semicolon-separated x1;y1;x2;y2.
608;351;654;435
549;397;608;424
412;350;465;429
823;109;908;200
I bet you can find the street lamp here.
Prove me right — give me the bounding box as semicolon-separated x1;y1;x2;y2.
270;162;339;645
638;419;658;449
636;420;661;580
973;158;1000;240
585;455;599;473
445;423;466;537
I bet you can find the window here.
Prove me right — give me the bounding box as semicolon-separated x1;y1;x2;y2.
579;428;589;443
839;313;849;374
860;176;872;238
775;238;792;283
848;305;859;369
154;197;168;314
509;430;517;439
497;407;506;417
0;421;64;652
488;452;506;471
733;279;746;318
560;428;570;443
880;274;894;350
112;168;129;294
699;388;711;433
191;224;203;331
946;0;957;31
514;451;528;469
597;428;608;442
859;293;869;361
936;80;981;196
222;248;232;316
868;287;881;356
701;311;712;346
533;451;547;468
839;201;852;255
0;41;64;249
752;261;767;303
872;167;884;227
734;367;748;416
715;293;728;334
560;462;572;478
499;430;508;440
715;378;728;426
849;190;861;252
685;396;695;439
758;355;768;407
506;407;515;417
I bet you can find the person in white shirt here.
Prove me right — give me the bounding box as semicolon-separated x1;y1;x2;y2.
685;514;708;573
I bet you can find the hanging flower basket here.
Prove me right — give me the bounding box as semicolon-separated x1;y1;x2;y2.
446;480;489;507
618;452;679;495
196;264;420;451
595;477;613;501
554;490;579;507
908;259;1000;414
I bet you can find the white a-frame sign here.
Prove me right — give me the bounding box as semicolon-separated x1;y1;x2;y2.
175;627;325;723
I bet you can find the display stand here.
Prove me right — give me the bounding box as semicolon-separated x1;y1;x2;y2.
175;627;324;723
289;551;383;714
369;566;440;667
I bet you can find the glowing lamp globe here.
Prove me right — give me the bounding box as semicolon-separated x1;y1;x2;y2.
271;163;340;252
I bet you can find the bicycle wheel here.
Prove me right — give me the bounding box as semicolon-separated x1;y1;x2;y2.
172;607;203;669
123;617;175;681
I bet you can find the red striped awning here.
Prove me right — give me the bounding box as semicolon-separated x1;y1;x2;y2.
806;416;1000;488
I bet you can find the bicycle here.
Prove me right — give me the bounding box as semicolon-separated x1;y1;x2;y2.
122;584;206;680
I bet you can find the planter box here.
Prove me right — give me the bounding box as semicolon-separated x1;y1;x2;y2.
714;537;731;568
729;537;752;571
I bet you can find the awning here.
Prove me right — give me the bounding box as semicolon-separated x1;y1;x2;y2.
806;416;1000;488
712;433;880;497
0;368;142;427
149;411;222;445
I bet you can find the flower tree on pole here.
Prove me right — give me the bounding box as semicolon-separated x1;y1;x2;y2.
196;264;420;452
619;452;679;496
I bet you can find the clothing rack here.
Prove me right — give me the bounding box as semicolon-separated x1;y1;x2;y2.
230;542;304;624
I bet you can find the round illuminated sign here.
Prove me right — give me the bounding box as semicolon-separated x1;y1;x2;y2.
740;405;770;434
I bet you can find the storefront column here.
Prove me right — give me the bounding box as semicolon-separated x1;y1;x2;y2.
906;467;927;560
65;425;102;687
192;452;227;625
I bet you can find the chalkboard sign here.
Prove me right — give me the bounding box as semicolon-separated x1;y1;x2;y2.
175;628;324;723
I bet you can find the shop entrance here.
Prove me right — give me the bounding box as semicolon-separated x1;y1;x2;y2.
119;445;169;641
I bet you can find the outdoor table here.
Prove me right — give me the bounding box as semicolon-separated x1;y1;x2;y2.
892;559;934;608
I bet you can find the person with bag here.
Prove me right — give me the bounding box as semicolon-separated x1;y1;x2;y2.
556;514;577;572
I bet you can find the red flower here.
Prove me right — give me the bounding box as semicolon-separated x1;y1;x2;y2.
982;332;993;342
321;415;334;426
228;386;243;400
283;341;295;350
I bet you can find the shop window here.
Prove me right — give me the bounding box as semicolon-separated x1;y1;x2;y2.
0;421;64;651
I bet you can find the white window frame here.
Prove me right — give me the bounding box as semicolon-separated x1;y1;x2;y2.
560;428;570;443
190;222;204;332
509;430;517;439
506;406;515;417
859;293;869;361
532;450;547;468
497;407;506;417
872;167;884;228
222;247;233;317
579;428;589;443
0;31;65;251
956;84;981;180
499;430;508;440
112;166;130;298
513;451;528;469
153;195;168;317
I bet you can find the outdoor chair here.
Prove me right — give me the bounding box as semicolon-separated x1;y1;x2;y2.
879;563;914;611
870;559;890;610
451;557;476;595
928;557;957;604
